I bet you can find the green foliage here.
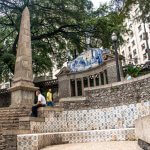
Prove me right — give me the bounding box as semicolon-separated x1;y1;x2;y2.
124;64;142;77
0;0;93;81
0;0;125;81
80;2;126;49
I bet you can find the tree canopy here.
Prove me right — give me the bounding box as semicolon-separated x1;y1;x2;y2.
0;0;125;81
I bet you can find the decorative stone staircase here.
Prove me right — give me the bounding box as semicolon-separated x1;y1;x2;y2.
17;100;150;150
41;141;140;150
0;107;31;150
1;100;149;150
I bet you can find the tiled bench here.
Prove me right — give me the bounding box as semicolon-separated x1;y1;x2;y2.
17;128;135;150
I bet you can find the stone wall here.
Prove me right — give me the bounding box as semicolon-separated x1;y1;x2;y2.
58;78;70;98
16;74;150;150
0;107;31;150
83;74;150;109
17;100;150;150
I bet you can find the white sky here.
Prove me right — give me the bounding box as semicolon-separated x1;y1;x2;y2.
91;0;110;9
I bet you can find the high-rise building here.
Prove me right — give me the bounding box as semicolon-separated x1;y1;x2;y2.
120;4;150;66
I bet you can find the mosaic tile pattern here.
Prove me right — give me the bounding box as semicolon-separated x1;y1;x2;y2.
17;134;38;150
17;128;135;150
30;101;150;133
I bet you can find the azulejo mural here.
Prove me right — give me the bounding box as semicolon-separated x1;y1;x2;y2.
68;48;104;72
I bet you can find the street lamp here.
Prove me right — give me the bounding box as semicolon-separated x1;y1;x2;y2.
111;32;121;82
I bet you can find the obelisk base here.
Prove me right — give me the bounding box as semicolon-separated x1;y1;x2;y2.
9;85;38;108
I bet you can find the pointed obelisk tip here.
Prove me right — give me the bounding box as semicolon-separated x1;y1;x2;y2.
23;6;29;14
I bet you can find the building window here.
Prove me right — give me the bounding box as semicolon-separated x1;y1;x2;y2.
133;49;137;56
143;53;147;60
138;25;142;32
141;43;145;51
134;58;138;64
100;72;104;85
143;32;148;40
95;74;99;86
128;46;131;52
130;31;134;38
122;51;125;56
83;77;88;88
132;40;135;47
77;79;82;96
89;75;94;87
140;34;142;41
104;70;108;84
129;53;132;59
127;38;129;43
70;79;75;97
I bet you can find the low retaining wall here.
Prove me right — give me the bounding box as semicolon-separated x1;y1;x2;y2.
17;128;135;150
83;74;150;109
29;101;150;133
60;74;150;110
17;74;150;150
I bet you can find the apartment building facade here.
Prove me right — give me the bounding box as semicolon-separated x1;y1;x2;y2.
120;4;150;66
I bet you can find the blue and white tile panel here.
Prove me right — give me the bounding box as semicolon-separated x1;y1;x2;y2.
17;128;135;150
30;101;150;133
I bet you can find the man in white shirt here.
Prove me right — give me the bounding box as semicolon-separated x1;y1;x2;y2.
31;90;46;117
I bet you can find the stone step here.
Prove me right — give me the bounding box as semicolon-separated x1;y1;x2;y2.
0;112;30;115
0;109;30;115
1;121;19;125
17;128;136;150
0;108;30;112
0;113;30;117
41;141;140;150
0;108;31;150
19;117;45;130
1;125;19;130
0;115;27;119
19;117;45;122
0;110;30;114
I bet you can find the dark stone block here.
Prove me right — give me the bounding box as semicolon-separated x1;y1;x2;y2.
138;139;150;150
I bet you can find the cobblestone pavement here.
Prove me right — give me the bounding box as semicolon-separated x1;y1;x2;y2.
41;141;141;150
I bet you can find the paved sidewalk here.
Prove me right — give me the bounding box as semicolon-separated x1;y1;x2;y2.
41;141;141;150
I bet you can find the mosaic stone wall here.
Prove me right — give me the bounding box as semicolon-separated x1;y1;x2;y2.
30;101;150;133
84;74;150;109
17;128;135;150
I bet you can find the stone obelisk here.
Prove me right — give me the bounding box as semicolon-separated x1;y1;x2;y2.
9;7;38;107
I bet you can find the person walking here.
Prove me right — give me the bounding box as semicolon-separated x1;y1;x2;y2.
46;89;54;106
31;90;46;117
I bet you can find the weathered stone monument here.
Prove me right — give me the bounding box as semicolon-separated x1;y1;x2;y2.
0;5;149;150
9;7;37;107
